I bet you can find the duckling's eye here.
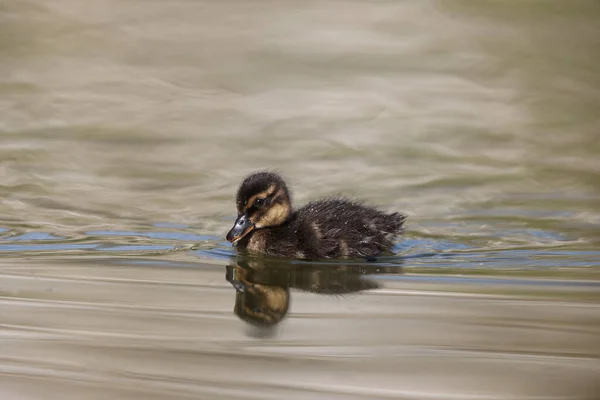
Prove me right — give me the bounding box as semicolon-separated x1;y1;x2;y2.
254;198;267;208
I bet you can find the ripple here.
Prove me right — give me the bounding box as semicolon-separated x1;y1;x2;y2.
1;0;600;398
1;257;599;399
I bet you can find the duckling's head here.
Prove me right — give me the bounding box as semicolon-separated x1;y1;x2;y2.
233;283;290;328
226;171;292;243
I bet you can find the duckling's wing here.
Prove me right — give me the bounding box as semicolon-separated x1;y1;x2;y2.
297;198;405;258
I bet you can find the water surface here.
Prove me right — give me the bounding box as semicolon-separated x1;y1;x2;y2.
1;1;600;399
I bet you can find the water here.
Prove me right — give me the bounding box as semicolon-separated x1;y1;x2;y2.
1;1;600;399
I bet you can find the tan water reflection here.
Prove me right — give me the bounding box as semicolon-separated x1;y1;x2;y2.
227;257;402;329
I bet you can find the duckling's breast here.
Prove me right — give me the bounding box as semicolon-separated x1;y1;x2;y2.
246;230;268;253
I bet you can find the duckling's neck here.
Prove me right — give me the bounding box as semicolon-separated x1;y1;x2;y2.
245;229;269;254
243;213;297;255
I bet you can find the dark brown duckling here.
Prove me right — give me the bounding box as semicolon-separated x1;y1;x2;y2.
226;171;406;260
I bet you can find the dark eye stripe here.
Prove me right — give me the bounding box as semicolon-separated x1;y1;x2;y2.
254;197;269;208
244;185;276;211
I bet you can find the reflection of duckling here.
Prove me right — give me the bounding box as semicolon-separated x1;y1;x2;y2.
226;264;289;328
226;258;403;328
226;171;406;259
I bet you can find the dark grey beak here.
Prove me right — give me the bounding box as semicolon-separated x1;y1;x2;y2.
226;214;255;243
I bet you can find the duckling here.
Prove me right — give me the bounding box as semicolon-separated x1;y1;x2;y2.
226;171;406;259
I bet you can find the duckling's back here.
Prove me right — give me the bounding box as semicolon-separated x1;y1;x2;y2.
291;198;406;259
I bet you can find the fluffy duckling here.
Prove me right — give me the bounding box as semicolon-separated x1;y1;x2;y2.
226;171;406;259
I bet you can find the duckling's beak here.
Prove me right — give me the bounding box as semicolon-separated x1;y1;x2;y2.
226;214;255;243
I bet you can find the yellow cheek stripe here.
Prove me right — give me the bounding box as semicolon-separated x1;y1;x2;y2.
255;202;291;228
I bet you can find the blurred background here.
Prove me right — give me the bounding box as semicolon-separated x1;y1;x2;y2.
1;1;599;399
